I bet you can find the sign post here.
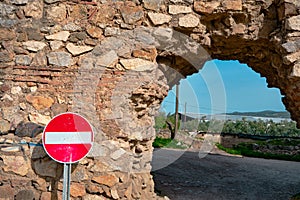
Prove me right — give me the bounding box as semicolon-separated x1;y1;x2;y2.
42;112;94;200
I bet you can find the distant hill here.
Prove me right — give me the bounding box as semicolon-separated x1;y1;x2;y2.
226;110;291;119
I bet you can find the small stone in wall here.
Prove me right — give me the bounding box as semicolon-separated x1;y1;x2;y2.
291;63;300;77
222;0;242;11
46;4;67;22
194;1;220;14
63;22;82;32
2;155;29;176
120;58;155;71
286;15;300;31
26;94;54;110
232;23;246;35
11;0;28;5
0;120;10;133
15;190;34;200
86;26;103;39
179;14;200;28
143;0;163;11
0;28;16;41
45;31;70;41
104;27;120;36
66;43;94;56
148;12;172;25
11;86;22;95
29;113;51;125
44;0;61;4
33;158;57;177
47;51;72;67
120;5;144;24
23;41;47;52
92;174;119;187
95;50;119;68
23;1;44;19
15;55;32;65
70;183;86;198
49;41;64;50
169;5;192;14
30;50;47;67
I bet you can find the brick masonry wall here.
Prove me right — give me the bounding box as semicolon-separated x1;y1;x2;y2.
0;0;300;199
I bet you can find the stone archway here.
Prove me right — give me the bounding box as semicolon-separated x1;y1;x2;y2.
0;0;300;199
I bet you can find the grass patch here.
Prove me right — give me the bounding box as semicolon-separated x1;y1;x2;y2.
153;137;187;149
216;143;300;162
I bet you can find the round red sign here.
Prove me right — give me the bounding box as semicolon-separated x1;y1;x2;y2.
42;112;94;163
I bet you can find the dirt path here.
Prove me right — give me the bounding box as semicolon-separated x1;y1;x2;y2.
151;149;300;200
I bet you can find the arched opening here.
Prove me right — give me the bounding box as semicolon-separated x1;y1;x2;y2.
151;60;300;199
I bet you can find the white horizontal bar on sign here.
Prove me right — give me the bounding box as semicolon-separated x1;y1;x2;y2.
45;132;92;144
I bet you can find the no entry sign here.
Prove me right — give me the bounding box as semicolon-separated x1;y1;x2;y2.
42;112;94;163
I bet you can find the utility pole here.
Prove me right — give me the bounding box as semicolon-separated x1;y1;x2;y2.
183;102;187;130
174;83;179;139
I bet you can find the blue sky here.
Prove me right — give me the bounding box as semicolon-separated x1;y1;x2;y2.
160;60;286;115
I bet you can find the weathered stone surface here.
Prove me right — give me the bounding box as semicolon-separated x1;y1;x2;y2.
40;192;51;200
95;50;118;68
169;5;192;14
50;41;64;50
110;148;127;161
15;122;44;137
194;1;220;14
47;51;72;66
2;155;29;176
11;86;22;94
111;188;119;199
23;1;43;19
92;174;119;187
66;43;94;56
70;183;86;197
222;0;242;11
11;0;28;5
33;158;57;177
83;194;106;200
0;185;15;199
0;50;14;62
284;51;300;64
143;0;163;11
31;50;47;66
46;4;66;22
0;28;16;41
45;31;70;41
120;58;155;71
63;22;82;32
132;47;157;61
86;26;103;39
179;14;200;28
148;12;172;25
232;23;246;35
291;63;300;77
26;28;43;41
23;41;47;52
15;190;34;200
44;0;61;4
26;94;54;110
29;113;51;125
15;55;32;65
120;5;144;24
282;40;300;53
286;15;300;31
104;27;120;36
0;120;10;133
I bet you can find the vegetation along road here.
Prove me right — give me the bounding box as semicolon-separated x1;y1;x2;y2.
151;149;300;200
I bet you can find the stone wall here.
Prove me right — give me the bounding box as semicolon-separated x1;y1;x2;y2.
0;0;300;199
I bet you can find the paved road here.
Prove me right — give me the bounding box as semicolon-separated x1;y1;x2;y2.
151;149;300;200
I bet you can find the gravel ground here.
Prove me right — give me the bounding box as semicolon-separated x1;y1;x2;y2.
151;148;300;200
